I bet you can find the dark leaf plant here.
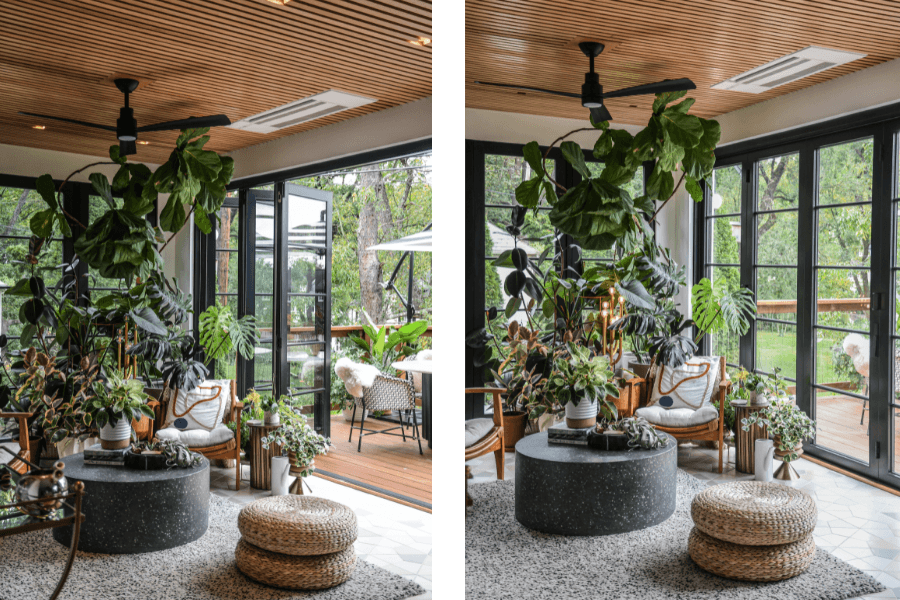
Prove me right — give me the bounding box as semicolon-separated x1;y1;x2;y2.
87;371;154;430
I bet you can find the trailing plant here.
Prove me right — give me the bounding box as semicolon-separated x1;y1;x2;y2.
131;438;203;469
198;304;259;363
741;395;816;462
691;277;757;343
260;409;330;477
599;416;669;450
348;318;428;370
546;342;619;420
87;371;153;430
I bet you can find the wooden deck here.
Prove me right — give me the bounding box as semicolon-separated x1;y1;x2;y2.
312;416;432;513
814;393;886;465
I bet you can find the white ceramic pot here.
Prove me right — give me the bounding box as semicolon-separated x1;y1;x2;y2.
264;411;280;426
99;418;131;449
565;397;598;428
755;438;775;482
271;456;291;496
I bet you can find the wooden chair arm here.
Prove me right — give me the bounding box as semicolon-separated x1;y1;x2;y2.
465;387;505;429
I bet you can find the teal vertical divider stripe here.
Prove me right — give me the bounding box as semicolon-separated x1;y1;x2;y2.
431;0;466;600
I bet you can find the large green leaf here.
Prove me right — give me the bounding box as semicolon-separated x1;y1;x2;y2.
615;279;656;310
159;196;187;232
523;141;544;176
515;176;543;209
29;209;55;238
560;141;590;179
35;174;58;210
90;173;116;209
659;110;703;148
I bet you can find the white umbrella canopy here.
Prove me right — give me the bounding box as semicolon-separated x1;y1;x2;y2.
367;230;432;253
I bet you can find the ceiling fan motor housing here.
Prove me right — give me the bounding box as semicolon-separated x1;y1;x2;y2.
117;106;137;141
581;72;603;108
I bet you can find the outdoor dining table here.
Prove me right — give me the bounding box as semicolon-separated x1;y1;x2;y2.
392;360;433;449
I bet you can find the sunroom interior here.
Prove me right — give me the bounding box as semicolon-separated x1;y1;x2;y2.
0;1;431;599
465;2;900;599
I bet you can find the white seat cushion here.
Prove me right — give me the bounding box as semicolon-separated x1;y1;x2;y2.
155;423;234;448
465;418;496;448
635;405;719;428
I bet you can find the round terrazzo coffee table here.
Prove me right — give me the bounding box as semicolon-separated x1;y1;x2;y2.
515;431;677;536
52;452;209;554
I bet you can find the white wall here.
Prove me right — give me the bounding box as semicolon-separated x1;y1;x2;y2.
0;143;136;182
466;108;643;146
229;97;432;181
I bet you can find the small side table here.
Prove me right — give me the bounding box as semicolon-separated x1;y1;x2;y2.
248;420;281;490
734;403;769;474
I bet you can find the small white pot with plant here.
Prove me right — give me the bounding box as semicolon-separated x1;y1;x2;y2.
548;343;620;429
258;395;281;426
261;406;331;494
88;372;154;450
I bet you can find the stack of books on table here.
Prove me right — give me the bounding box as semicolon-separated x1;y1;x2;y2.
547;422;593;446
83;444;129;466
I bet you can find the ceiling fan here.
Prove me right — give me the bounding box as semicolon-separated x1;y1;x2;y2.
475;41;696;123
19;78;232;156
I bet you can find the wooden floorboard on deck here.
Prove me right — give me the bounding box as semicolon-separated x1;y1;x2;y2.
312;417;432;512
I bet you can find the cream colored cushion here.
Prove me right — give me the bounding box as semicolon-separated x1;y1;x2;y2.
155;423;234;448
635;405;719;428
648;356;721;411
163;379;232;431
465;418;495;448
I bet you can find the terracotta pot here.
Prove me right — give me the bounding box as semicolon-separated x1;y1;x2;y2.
628;362;652;380
503;410;527;451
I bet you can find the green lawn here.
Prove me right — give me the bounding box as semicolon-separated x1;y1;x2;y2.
755;329;843;384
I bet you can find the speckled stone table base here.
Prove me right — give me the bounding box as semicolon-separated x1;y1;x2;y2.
53;452;210;554
515;431;677;535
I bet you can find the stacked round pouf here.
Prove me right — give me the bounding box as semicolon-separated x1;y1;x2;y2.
235;496;358;590
688;481;817;582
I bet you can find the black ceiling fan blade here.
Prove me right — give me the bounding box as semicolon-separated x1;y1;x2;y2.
119;140;137;156
602;78;696;100
137;114;231;133
18;111;116;132
589;105;613;124
474;81;581;99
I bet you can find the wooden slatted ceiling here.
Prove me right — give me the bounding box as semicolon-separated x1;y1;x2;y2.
466;0;900;125
0;0;431;164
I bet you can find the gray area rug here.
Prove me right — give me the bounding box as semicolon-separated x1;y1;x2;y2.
0;494;424;600
466;470;884;600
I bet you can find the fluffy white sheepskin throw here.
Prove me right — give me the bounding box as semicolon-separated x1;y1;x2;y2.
334;357;381;398
842;332;870;378
411;349;433;392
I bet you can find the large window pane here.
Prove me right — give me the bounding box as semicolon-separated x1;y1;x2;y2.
814;384;869;464
815;269;870;331
485;155;554;206
817;138;873;206
485;206;554;258
757;267;797;322
757;211;797;266
815;330;868;393
710;216;741;265
709;266;740;365
757;153;799;211
710;164;742;216
756;323;797;380
817;205;871;267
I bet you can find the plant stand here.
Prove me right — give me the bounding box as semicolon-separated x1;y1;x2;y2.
248;420;281;490
735;403;769;474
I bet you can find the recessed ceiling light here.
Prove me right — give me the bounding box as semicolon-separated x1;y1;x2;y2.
408;37;431;47
32;125;45;130
138;141;150;145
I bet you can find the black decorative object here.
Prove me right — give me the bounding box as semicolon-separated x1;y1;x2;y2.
52;453;209;553
515;431;677;535
124;450;169;470
586;431;630;451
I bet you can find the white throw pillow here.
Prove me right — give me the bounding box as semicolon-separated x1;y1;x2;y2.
635;405;719;428
648;356;720;411
155;423;234;448
162;379;232;432
465;418;495;448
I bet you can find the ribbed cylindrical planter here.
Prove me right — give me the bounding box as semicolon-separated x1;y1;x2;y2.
565;397;597;429
99;418;131;450
735;404;768;474
503;411;527;451
249;421;281;490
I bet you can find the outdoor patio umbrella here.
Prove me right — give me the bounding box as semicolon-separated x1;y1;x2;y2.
367;225;432;323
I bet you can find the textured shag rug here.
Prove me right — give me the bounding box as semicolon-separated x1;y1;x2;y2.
466;470;884;600
0;494;424;600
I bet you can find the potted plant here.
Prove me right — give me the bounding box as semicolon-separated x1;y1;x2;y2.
260;406;330;493
258;394;281;426
127;438;202;470
87;372;154;449
546;343;620;429
741;394;816;480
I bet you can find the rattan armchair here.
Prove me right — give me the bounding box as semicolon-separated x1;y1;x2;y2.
0;411;34;475
464;388;505;507
148;380;244;489
349;374;423;454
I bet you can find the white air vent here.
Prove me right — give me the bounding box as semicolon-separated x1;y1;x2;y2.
228;90;377;133
711;46;866;94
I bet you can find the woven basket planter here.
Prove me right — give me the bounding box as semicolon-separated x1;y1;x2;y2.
235;538;356;590
238;496;357;556
691;481;816;546
689;527;815;582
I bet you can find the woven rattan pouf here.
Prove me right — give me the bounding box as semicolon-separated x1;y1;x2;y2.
235;496;358;589
236;538;357;590
688;528;816;582
689;481;817;581
238;495;358;555
691;481;817;545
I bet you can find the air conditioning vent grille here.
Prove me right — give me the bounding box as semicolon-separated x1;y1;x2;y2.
712;46;865;94
229;90;377;133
